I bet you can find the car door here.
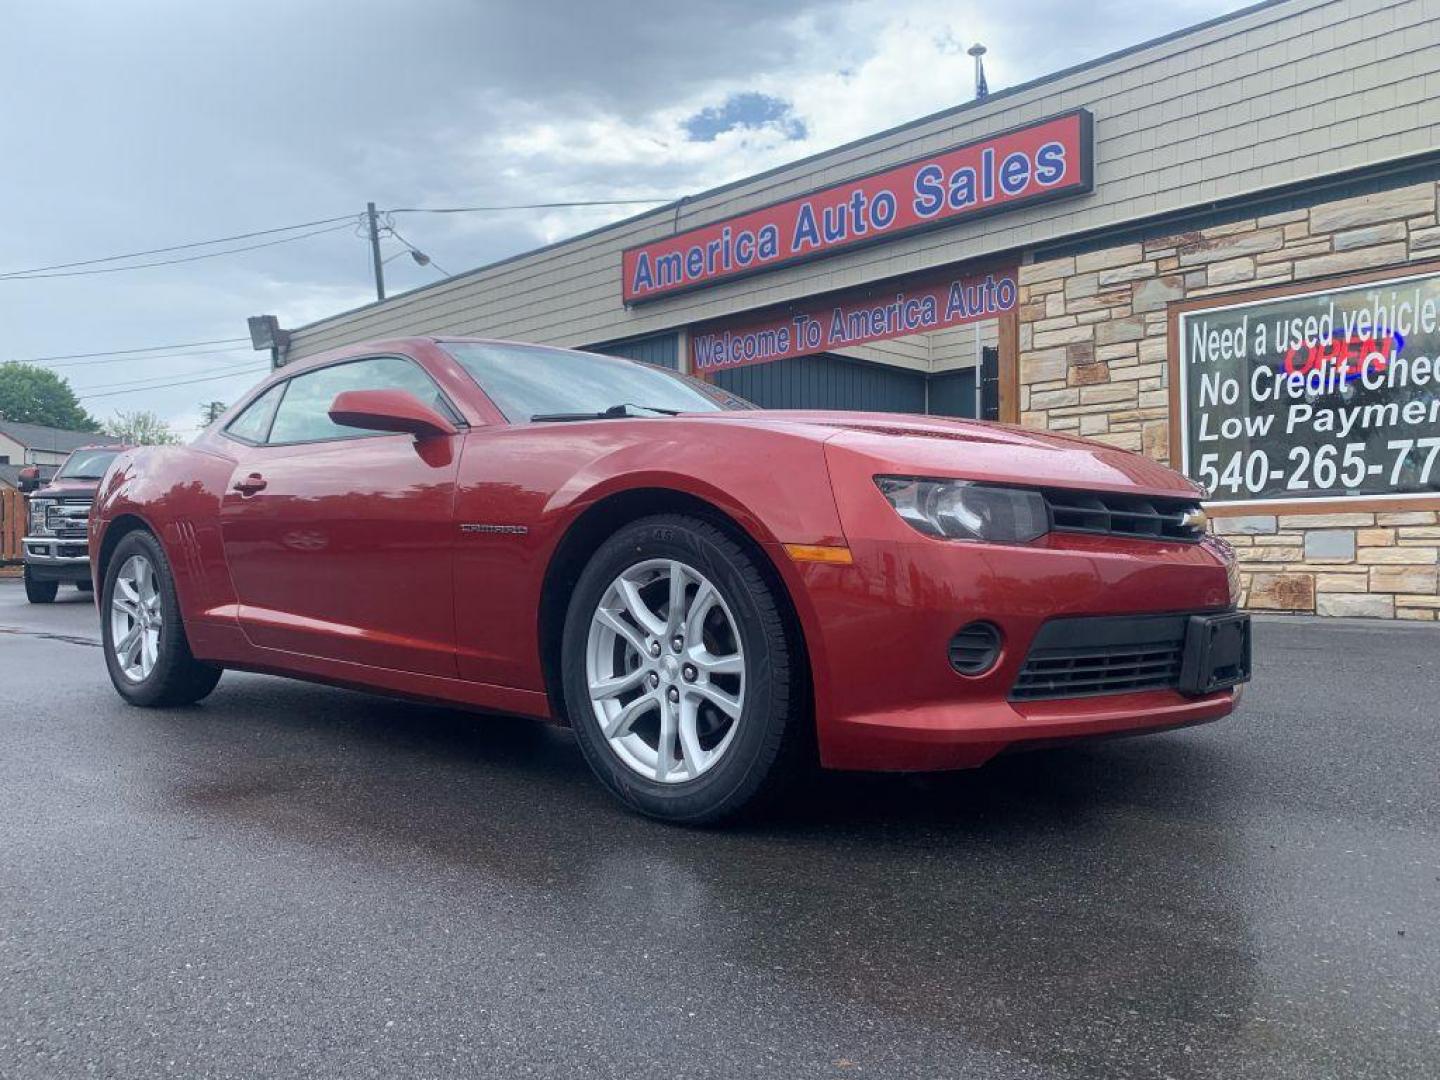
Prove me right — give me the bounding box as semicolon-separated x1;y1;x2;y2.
218;354;463;677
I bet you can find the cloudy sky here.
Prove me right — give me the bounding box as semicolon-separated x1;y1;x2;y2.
0;0;1247;437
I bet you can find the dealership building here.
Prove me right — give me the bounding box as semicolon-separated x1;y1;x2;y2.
280;0;1440;619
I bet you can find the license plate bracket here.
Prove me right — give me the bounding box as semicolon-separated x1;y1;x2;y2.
1178;612;1251;696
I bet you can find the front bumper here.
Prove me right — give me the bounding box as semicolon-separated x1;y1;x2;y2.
788;528;1242;772
22;537;93;582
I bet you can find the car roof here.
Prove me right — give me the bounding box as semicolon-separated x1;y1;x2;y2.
271;335;607;378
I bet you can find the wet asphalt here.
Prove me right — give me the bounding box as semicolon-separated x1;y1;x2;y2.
0;577;1436;1080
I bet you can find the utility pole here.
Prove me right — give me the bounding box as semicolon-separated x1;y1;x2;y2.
366;201;386;301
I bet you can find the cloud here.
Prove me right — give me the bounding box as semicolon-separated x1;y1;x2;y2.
0;0;1249;433
433;0;1247;251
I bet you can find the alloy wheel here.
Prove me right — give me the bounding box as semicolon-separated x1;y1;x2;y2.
110;553;163;682
585;558;746;783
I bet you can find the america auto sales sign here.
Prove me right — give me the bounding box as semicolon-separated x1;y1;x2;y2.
623;110;1092;303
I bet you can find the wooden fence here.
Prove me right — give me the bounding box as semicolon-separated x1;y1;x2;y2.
1;487;24;563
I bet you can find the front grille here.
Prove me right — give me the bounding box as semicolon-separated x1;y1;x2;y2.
45;501;91;539
1044;489;1203;542
1011;614;1190;701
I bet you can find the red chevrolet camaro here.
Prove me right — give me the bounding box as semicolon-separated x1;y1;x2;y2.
91;337;1250;822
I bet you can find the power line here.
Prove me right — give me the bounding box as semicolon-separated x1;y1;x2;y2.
389;199;671;214
4;337;250;364
0;216;359;278
1;198;675;286
77;365;271;401
38;347;254;371
2;221;358;281
75;358;265;393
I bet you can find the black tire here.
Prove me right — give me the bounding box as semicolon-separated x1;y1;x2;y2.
561;514;805;824
23;567;58;604
76;580;94;593
100;530;223;708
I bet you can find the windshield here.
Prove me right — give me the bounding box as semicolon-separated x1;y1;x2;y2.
56;448;120;480
442;342;754;422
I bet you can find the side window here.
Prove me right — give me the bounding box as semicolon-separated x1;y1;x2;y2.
266;356;454;445
224;382;286;444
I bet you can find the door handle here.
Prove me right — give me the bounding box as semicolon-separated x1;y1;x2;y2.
232;473;267;495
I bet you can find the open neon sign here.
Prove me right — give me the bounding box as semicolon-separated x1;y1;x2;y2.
1278;329;1404;391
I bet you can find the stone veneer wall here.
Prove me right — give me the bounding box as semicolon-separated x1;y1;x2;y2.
1015;180;1440;620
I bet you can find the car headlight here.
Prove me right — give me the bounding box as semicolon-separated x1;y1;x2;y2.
1205;536;1242;606
28;499;54;536
875;477;1050;543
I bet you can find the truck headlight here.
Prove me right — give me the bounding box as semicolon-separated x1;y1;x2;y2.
875;477;1050;544
28;499;54;536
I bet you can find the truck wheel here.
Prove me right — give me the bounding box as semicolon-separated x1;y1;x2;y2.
562;514;806;824
23;567;58;604
101;530;222;707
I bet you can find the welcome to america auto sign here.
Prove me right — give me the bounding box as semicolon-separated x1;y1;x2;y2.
623;111;1092;303
689;265;1016;373
1177;267;1440;507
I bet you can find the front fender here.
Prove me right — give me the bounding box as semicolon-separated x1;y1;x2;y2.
451;421;848;697
92;446;238;644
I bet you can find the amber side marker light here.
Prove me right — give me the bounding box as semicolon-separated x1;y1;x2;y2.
783;543;854;565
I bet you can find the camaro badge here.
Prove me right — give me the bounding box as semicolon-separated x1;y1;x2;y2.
460;523;529;535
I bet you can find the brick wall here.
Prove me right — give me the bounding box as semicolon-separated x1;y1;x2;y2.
1016;180;1440;620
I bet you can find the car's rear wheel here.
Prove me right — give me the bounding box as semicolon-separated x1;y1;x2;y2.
101;530;222;707
23;567;58;604
562;514;804;824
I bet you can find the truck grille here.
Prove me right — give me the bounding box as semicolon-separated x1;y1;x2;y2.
45;501;92;538
1010;614;1190;701
1044;489;1203;542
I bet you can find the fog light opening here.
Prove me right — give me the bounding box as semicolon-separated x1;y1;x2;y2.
949;622;1002;676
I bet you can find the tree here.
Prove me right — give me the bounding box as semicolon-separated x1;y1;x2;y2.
105;410;181;446
199;400;228;426
0;362;100;431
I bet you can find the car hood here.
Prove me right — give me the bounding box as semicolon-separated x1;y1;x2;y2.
29;478;101;500
688;410;1201;499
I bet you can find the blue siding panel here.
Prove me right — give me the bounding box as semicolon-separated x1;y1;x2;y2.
587;333;679;369
928;369;977;418
714;353;927;413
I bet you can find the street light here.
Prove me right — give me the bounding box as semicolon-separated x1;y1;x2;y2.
382;247;433;267
247;314;291;369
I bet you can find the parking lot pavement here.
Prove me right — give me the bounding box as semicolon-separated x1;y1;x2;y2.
0;576;1436;1079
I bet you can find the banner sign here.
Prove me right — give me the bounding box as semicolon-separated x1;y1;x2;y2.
624;110;1091;304
690;266;1017;373
1178;268;1440;506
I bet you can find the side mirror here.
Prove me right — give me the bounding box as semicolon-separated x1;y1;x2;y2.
17;466;41;493
328;389;458;439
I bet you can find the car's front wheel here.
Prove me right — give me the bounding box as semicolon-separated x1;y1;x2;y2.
101;530;222;707
562;514;806;824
